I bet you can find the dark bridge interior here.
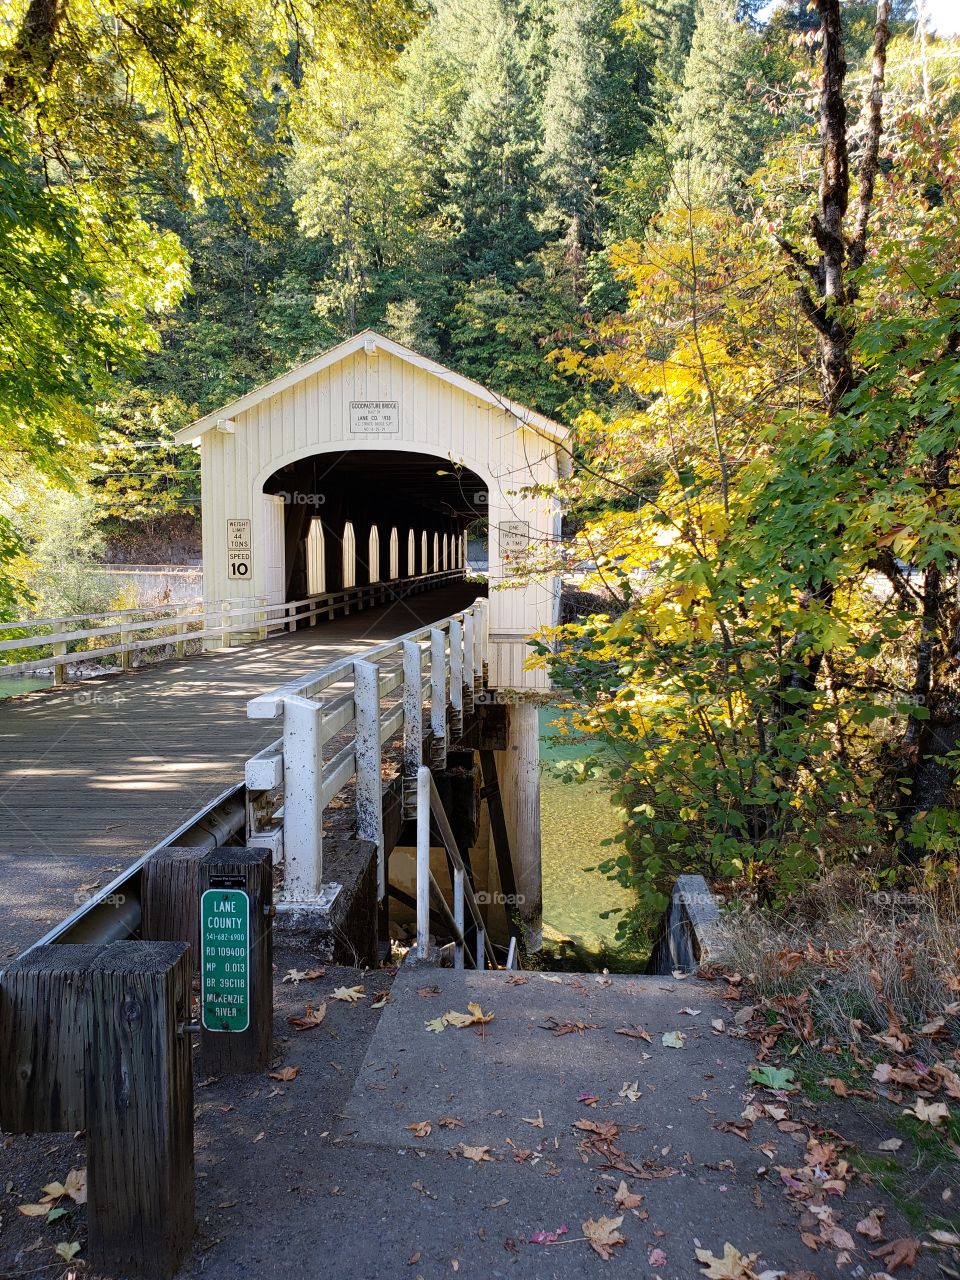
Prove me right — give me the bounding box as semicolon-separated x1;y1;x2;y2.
263;450;488;600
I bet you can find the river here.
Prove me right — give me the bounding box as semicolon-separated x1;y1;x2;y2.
538;706;639;966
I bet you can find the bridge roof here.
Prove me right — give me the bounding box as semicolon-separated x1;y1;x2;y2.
175;330;569;445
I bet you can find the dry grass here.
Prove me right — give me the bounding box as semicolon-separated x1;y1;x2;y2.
723;870;960;1046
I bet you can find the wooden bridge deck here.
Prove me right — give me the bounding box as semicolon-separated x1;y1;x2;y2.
0;583;481;956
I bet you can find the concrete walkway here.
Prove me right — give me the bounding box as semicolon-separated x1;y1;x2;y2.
0;960;946;1278
0;584;480;955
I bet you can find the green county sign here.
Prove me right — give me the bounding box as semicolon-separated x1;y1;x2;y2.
200;882;250;1033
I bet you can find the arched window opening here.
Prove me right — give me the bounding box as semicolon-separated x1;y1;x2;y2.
367;526;380;584
407;529;416;577
389;527;400;580
342;521;356;590
306;519;325;595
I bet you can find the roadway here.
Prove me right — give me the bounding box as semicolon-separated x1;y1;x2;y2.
0;583;480;956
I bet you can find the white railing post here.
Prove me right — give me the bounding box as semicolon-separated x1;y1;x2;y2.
453;867;465;970
430;627;446;762
281;694;323;899
472;604;483;694
416;765;431;959
353;659;385;899
402;639;423;775
449;617;463;736
120;619;133;671
463;611;475;712
52;641;67;686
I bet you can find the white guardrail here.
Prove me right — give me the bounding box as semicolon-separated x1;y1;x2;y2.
0;570;467;682
244;596;490;907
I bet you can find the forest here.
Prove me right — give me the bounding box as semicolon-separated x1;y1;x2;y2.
2;0;959;934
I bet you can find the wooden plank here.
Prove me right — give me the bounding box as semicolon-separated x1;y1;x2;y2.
87;940;194;1279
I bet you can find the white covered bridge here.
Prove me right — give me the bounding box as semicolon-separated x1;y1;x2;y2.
172;331;569;950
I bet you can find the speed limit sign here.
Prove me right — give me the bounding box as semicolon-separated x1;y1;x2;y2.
228;551;251;579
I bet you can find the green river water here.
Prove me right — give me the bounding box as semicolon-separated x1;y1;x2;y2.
538;707;637;959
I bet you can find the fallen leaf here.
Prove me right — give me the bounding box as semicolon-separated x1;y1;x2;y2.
679;1007;702;1017
614;1180;644;1210
522;1111;544;1128
749;1065;797;1091
416;985;440;997
529;1225;569;1245
877;1137;902;1152
711;1018;725;1033
869;1238;920;1272
614;1025;651;1041
17;1204;50;1217
330;985;365;1003
442;1003;494;1028
439;1116;464;1129
282;967;325;984
903;1098;949;1127
619;1081;641;1102
55;1243;80;1262
460;1144;493;1162
63;1168;85;1205
582;1215;626;1260
733;1006;755;1026
855;1208;885;1240
267;1066;300;1082
662;1030;686;1049
406;1121;432;1139
695;1242;760;1279
649;1246;668;1267
288;1002;327;1030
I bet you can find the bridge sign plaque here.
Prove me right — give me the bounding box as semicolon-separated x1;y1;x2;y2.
349;400;400;435
200;878;250;1033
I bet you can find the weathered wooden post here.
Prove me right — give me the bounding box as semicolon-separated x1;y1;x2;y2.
86;941;194;1279
0;940;196;1280
52;639;68;686
199;846;273;1075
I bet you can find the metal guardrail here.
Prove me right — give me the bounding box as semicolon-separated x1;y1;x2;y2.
0;568;467;682
245;596;489;905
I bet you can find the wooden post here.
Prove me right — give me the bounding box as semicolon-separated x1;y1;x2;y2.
199;846;273;1075
0;943;107;1133
141;846;205;962
86;941;194;1280
492;701;541;948
52;640;68;686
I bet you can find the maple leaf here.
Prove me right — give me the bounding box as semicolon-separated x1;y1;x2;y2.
288;1002;327;1030
282;967;324;984
459;1144;493;1162
267;1066;300;1082
63;1168;86;1205
614;1180;644;1210
903;1097;949;1126
442;1002;494;1028
330;985;365;1002
869;1238;920;1272
406;1121;432;1138
749;1064;797;1091
695;1242;760;1279
425;1016;447;1033
582;1215;626;1260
